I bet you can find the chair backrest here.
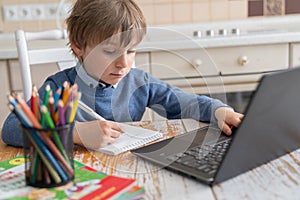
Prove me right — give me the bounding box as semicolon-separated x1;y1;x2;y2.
15;29;76;101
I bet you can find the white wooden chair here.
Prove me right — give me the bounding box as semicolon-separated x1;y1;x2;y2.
15;29;76;101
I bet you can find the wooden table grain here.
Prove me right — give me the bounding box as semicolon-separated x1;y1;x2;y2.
1;119;300;200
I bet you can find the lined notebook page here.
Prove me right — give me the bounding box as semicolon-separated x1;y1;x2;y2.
96;124;163;155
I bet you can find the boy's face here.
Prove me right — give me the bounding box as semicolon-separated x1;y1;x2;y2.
78;41;137;85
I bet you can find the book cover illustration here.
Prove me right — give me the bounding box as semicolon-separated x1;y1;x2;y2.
0;156;145;200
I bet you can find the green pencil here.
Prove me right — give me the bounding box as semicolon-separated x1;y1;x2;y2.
41;84;52;127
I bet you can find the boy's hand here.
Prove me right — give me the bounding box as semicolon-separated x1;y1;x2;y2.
98;120;125;145
215;107;244;136
73;120;125;149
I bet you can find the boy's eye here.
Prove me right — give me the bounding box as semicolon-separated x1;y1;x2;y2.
127;49;136;54
103;49;116;54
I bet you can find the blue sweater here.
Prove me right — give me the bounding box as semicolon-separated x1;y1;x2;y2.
2;64;228;147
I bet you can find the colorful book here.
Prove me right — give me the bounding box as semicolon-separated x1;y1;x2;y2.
0;156;145;200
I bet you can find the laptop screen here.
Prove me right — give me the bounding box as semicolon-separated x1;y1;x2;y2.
215;67;300;183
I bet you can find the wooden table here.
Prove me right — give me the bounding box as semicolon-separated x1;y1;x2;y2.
1;118;300;200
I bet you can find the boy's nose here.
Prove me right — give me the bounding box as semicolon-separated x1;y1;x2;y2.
115;53;128;68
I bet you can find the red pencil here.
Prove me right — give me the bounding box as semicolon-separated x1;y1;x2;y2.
30;86;40;120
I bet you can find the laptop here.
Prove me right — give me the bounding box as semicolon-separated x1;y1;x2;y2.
131;66;300;185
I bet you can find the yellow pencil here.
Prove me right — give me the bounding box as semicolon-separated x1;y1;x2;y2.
69;92;81;123
62;81;70;105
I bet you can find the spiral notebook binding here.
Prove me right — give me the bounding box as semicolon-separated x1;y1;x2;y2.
121;134;162;152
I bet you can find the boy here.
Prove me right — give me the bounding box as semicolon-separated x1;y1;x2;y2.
2;0;243;149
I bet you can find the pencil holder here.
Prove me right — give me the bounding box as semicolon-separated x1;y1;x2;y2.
22;122;75;188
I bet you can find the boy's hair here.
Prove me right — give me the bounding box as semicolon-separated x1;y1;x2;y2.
66;0;147;55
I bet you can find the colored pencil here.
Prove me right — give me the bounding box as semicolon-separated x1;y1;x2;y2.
65;102;73;125
64;83;78;109
48;97;55;122
35;86;41;119
54;87;62;110
7;94;18;106
42;84;51;107
57;100;65;126
8;104;32;127
30;150;39;183
69;92;81;123
62;81;70;105
14;93;42;129
31;88;38;120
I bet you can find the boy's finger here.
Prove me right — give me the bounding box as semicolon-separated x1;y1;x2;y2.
221;123;232;136
109;130;122;138
237;113;244;119
228;116;242;127
112;123;125;132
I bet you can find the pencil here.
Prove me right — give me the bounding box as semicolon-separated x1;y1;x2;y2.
64;83;78;108
7;94;18;106
69;92;81;123
70;83;78;96
8;104;32;127
57;100;65;126
65;102;73;125
78;100;106;120
14;93;42;129
42;84;51;107
43;165;51;184
25;90;40;183
8;103;40;182
48;97;55;122
41;85;51;126
30;150;39;183
31;88;37;119
36;159;42;181
31;85;40;120
54;87;62;110
62;81;70;105
41;105;74;175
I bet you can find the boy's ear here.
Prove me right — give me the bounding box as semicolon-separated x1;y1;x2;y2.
70;42;84;57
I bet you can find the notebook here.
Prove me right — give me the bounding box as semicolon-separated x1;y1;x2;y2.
132;67;300;185
96;124;163;155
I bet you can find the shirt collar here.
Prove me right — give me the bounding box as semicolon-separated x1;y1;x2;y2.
75;63;118;89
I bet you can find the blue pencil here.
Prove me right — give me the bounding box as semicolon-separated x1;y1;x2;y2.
8;104;32;127
7;95;19;107
54;86;62;110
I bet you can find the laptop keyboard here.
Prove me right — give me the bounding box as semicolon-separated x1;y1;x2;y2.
166;139;231;175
